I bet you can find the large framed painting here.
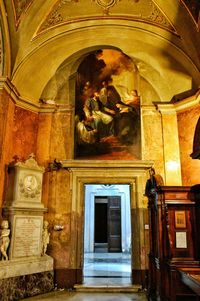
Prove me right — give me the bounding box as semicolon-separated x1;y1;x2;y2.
74;49;141;160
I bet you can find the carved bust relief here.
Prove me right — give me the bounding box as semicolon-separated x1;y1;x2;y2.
19;174;42;198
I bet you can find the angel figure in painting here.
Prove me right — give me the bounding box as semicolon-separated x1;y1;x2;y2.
122;89;140;108
0;220;10;261
42;220;50;256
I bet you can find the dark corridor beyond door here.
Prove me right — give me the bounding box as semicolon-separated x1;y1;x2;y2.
94;196;122;252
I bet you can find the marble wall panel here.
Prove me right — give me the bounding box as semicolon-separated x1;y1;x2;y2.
36;113;52;166
132;208;149;270
177;105;200;185
0;89;15;208
161;112;182;185
142;109;165;177
50;111;73;160
12;106;39;160
46;170;72;269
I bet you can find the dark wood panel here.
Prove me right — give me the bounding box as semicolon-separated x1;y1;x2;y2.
108;196;121;252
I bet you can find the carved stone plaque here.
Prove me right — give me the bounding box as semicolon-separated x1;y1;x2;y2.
11;216;43;258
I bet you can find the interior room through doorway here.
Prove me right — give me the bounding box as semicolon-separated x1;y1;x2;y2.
83;184;132;285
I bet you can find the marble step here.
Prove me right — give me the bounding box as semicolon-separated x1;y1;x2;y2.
74;284;142;293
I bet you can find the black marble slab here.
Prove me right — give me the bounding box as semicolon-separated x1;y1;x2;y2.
0;271;54;301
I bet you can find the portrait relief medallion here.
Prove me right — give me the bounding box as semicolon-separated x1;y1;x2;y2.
24;175;38;192
19;174;41;198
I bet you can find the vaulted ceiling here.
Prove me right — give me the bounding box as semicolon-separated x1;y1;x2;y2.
1;0;200;105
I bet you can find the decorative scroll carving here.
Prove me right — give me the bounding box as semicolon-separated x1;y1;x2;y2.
12;0;34;27
146;0;173;30
39;0;79;31
37;0;175;35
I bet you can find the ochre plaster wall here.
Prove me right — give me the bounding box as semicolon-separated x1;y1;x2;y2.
177;105;200;185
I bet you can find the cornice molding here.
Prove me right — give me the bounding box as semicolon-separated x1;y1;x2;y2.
153;91;200;114
155;103;177;115
60;159;154;169
0;78;74;113
174;91;200;112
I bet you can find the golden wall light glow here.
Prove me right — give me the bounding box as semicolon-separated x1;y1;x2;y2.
166;160;180;171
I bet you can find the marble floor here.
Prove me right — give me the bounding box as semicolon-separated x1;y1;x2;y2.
23;290;148;301
83;252;132;285
20;252;148;300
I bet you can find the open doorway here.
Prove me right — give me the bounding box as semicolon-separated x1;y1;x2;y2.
83;184;132;285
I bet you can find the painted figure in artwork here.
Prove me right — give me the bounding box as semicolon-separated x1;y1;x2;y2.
122;89;140;109
84;91;114;139
76;112;98;145
42;220;50;255
0;220;10;261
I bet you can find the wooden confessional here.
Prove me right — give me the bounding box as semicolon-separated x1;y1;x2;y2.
147;184;200;301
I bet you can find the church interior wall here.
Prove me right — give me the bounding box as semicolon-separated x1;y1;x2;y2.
177;104;200;186
0;1;199;296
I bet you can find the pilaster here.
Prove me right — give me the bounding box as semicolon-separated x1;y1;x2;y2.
156;103;182;185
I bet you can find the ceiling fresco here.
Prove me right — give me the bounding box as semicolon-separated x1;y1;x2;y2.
37;0;175;35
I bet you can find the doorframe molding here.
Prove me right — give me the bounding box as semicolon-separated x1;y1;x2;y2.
62;160;153;284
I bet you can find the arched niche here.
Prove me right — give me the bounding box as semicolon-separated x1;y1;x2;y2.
39;45;167;106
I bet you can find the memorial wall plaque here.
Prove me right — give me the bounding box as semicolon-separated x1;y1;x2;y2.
3;154;47;260
11;216;43;258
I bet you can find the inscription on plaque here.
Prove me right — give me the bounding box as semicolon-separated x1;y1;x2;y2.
12;216;43;258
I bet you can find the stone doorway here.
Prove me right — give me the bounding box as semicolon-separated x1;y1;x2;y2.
61;160;152;287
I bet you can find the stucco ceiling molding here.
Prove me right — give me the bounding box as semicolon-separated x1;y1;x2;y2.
35;0;176;37
11;0;34;28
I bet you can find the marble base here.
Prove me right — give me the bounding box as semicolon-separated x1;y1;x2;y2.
0;256;54;300
0;255;53;279
0;271;54;301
